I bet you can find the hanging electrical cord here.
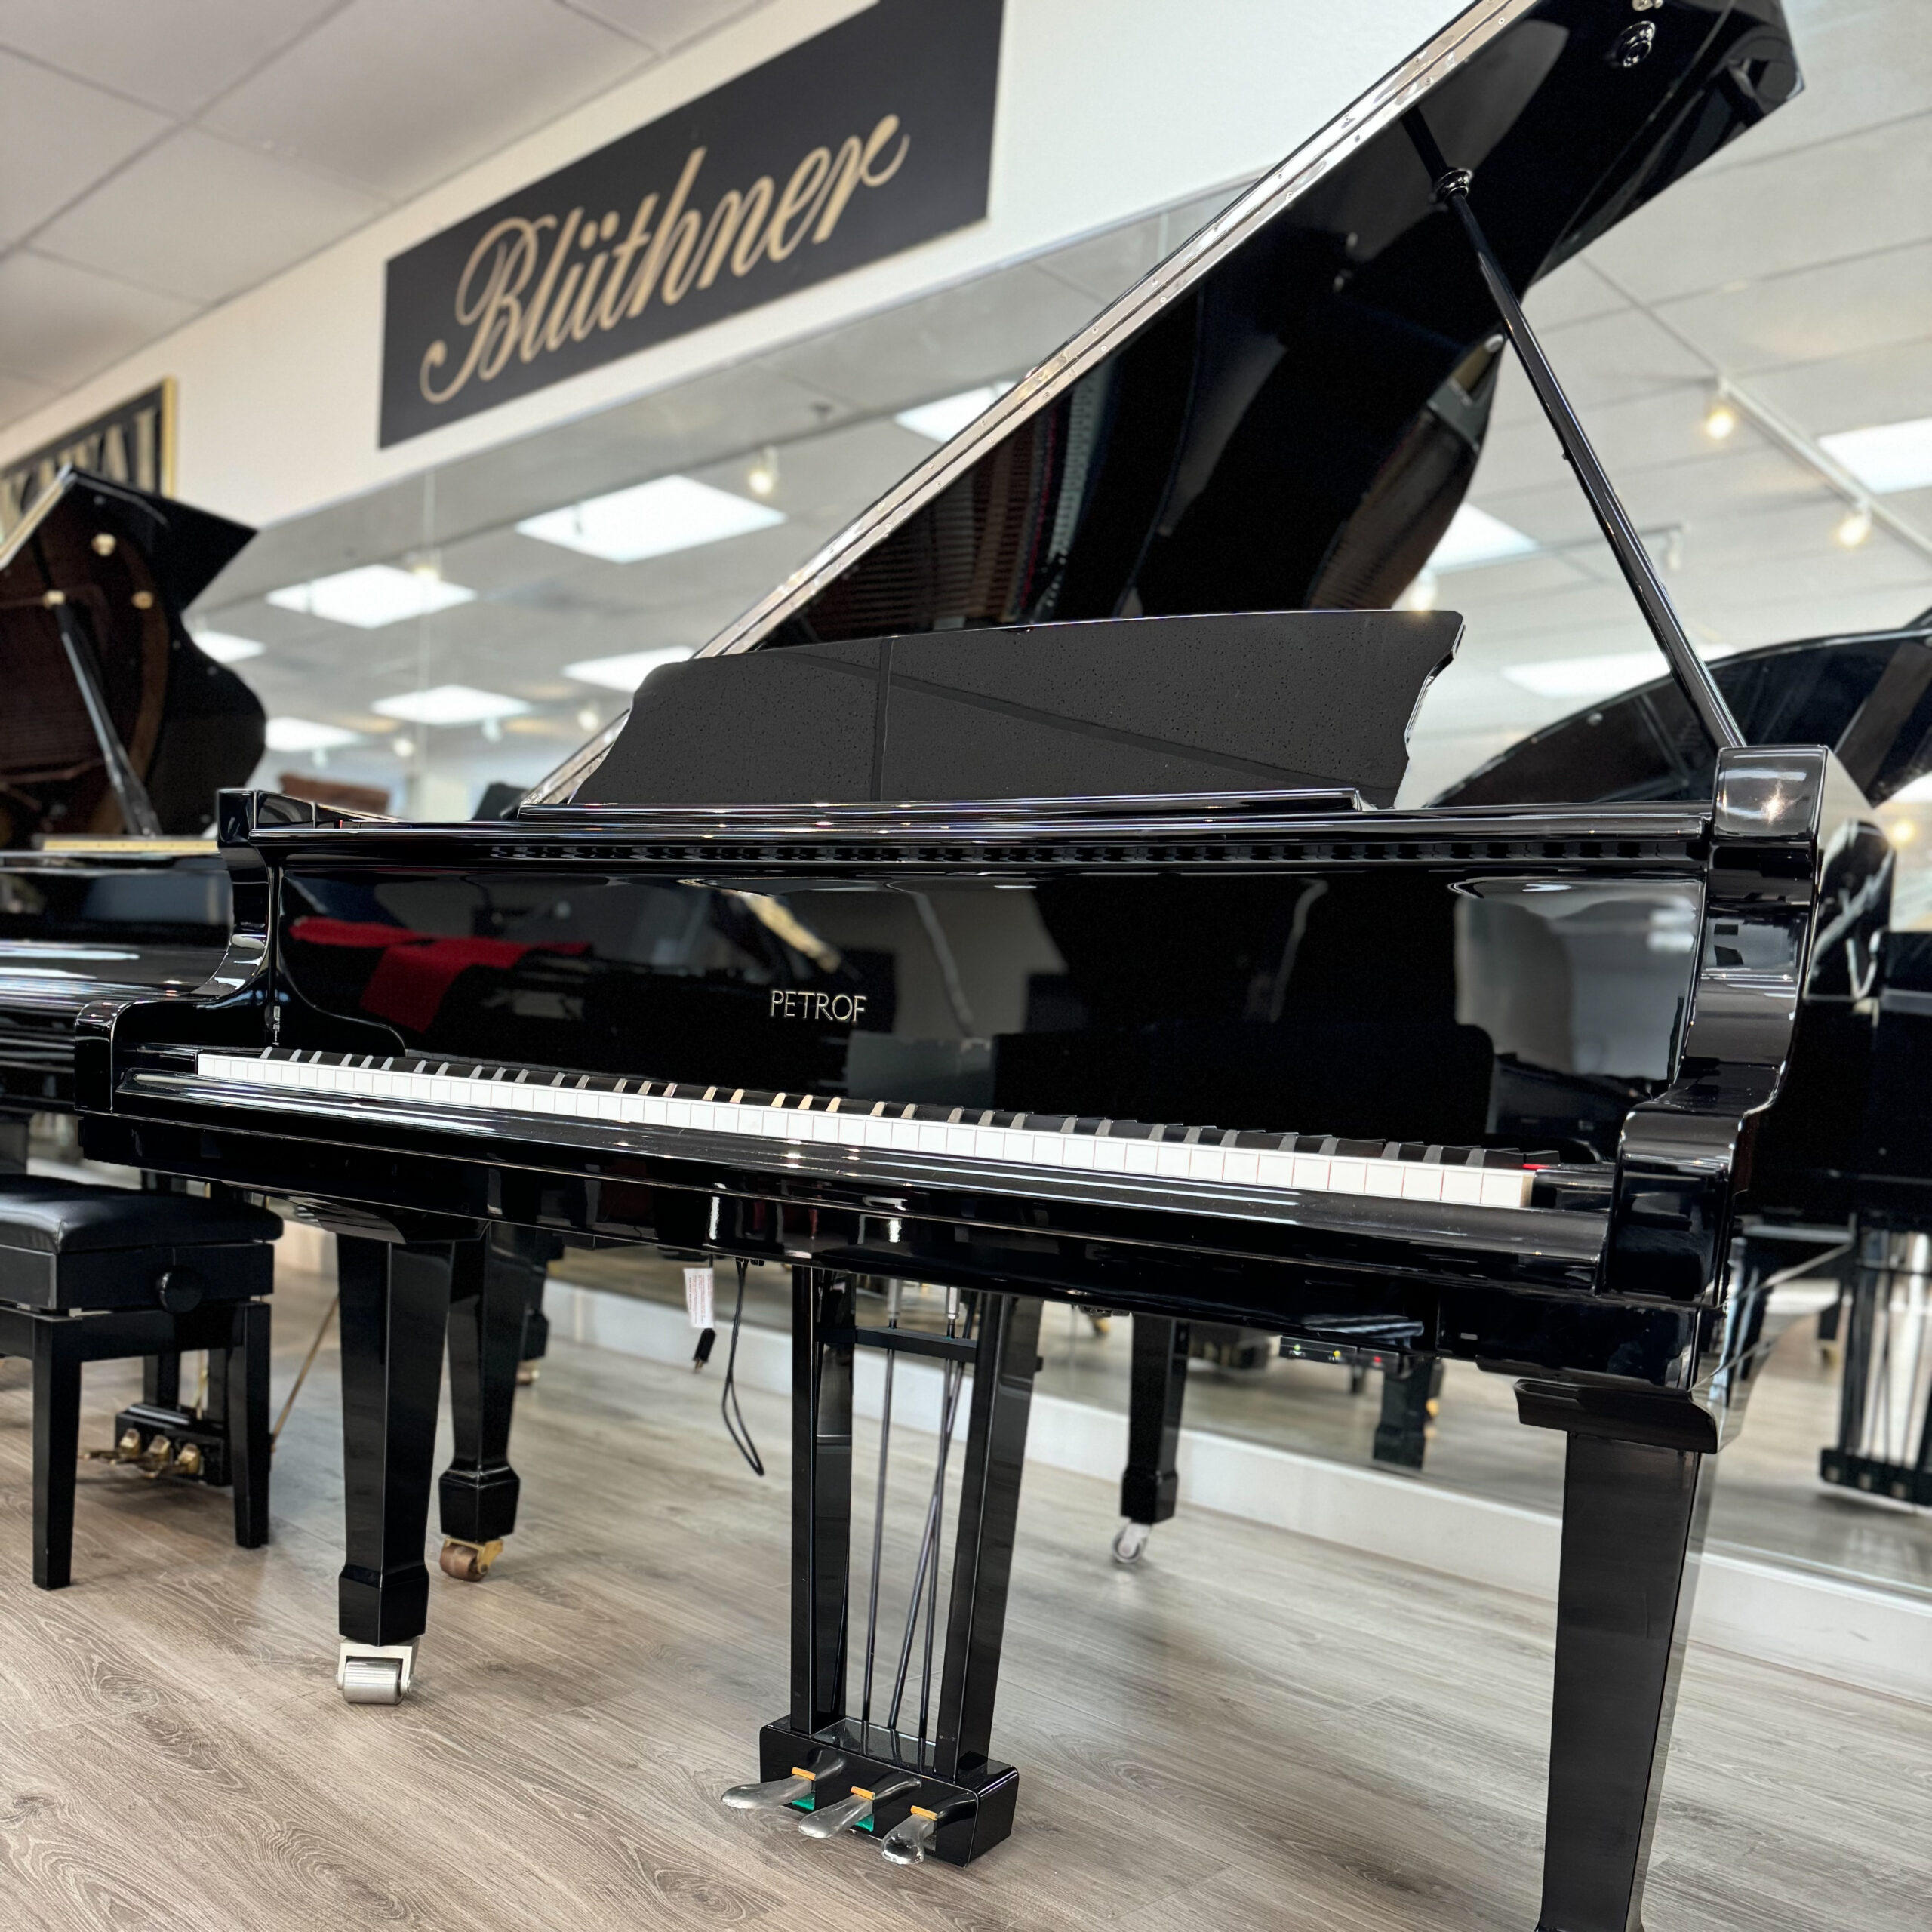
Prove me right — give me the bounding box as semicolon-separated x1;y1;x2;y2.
721;1257;764;1476
271;1294;339;1451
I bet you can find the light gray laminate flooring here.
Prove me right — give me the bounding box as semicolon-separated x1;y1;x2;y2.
0;1257;1924;1931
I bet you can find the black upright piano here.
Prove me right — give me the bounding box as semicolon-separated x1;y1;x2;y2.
73;2;1884;1926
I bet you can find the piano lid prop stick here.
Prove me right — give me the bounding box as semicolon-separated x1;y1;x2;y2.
1400;109;1744;755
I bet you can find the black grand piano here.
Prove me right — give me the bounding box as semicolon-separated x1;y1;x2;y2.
72;2;1883;1925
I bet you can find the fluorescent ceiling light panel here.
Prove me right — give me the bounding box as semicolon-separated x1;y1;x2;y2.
564;645;696;691
190;629;264;663
518;476;784;564
1819;416;1932;496
371;685;531;728
267;565;476;629
1427;506;1540;572
895;382;1014;443
264;717;360;752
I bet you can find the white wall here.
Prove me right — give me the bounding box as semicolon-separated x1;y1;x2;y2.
0;0;1456;530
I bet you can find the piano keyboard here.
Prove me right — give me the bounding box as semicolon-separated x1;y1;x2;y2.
191;1048;1536;1210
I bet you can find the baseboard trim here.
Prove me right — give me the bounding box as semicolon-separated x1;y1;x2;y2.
546;1277;1932;1706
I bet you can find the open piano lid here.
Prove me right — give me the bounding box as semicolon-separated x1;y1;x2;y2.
0;469;263;844
547;0;1799;809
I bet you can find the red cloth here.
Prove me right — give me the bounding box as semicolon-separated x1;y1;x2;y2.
289;916;586;1032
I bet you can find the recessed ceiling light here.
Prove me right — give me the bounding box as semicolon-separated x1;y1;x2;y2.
1820;415;1932;496
1836;505;1875;548
267;564;476;629
895;382;1014;443
372;685;531;728
1703;398;1738;441
1426;505;1539;572
517;476;784;564
190;629;264;663
264;717;360;752
575;704;601;732
746;445;780;499
563;645;695;691
1397;568;1440;612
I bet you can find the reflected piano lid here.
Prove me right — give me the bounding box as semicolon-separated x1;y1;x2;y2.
0;468;263;845
1440;618;1932;809
534;0;1801;808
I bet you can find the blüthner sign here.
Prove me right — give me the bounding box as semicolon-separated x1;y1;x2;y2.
380;0;1004;447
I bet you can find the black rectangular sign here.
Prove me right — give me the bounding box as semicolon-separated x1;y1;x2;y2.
1;380;174;539
380;0;1003;447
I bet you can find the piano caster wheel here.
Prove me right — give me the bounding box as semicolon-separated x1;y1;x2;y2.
515;1360;540;1387
337;1639;417;1706
881;1811;937;1866
438;1537;503;1582
1112;1520;1151;1565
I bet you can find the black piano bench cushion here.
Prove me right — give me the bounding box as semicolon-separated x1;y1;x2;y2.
0;1178;278;1313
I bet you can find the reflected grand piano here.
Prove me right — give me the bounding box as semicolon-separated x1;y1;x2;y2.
73;2;1866;1925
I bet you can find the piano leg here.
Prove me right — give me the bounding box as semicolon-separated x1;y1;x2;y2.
1115;1315;1188;1563
335;1235;460;1704
745;1274;1038;1865
1531;1414;1713;1932
1371;1355;1441;1471
438;1232;530;1582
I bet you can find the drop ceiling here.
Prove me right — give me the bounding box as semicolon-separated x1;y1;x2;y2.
18;0;1932;816
0;0;771;423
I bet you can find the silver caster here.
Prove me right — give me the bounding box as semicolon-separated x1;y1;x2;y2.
797;1775;917;1841
1112;1519;1152;1564
337;1638;418;1705
881;1810;937;1866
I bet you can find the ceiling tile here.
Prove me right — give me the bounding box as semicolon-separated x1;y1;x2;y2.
0;51;171;245
0;249;197;389
1588;113;1932;304
0;368;59;431
34;126;386;303
565;0;770;55
0;0;342;115
1523;257;1627;331
202;0;653;201
1695;0;1932;174
1739;338;1932;445
1659;238;1932;379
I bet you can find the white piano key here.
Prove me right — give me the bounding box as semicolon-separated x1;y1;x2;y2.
1155;1143;1190;1179
663;1100;691;1128
1223;1150;1258;1186
687;1103;712;1131
1328;1158;1368;1195
1441;1166;1486;1206
1481;1168;1532;1208
1256;1152;1294;1189
1032;1134;1066;1165
1289;1155;1328;1190
1187;1146;1225;1183
1399;1163;1444;1201
889;1119;919;1152
1005;1134;1035;1164
1092;1138;1126;1173
1118;1141;1155;1175
1063;1137;1097;1170
974;1130;1004;1158
1364;1161;1404;1198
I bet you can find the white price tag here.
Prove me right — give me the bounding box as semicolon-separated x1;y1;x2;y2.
683;1265;715;1330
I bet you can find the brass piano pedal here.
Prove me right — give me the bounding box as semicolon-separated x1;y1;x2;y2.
174;1442;204;1478
723;1752;847;1811
880;1807;940;1866
438;1537;503;1582
337;1638;417;1706
139;1436;175;1476
515;1360;540;1387
115;1426;143;1463
797;1775;916;1841
1112;1520;1151;1564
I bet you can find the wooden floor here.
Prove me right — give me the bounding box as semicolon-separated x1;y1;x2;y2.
0;1255;1926;1932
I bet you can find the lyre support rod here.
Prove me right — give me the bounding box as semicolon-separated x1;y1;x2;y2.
50;599;164;836
1402;112;1745;752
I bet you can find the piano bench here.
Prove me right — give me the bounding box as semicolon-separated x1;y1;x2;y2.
0;1177;278;1589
